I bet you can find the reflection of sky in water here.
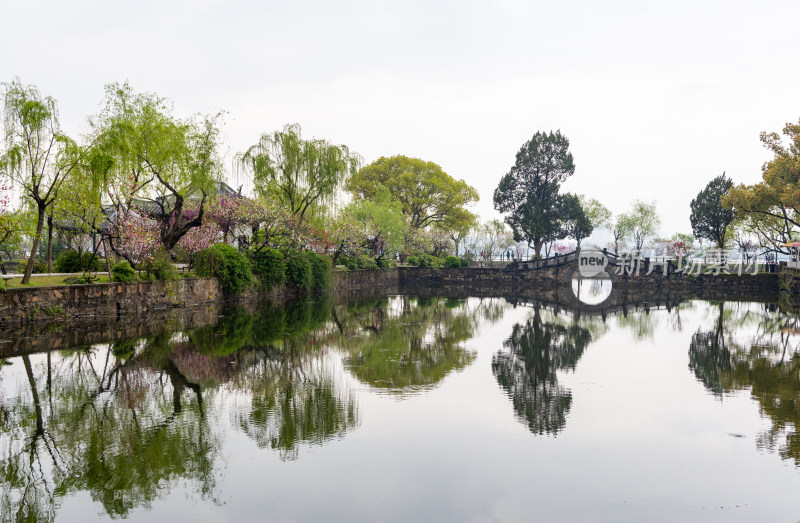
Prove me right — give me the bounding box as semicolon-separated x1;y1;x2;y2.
571;276;612;304
2;298;800;521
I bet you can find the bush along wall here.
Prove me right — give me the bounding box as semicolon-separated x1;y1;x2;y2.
282;249;334;292
285;251;312;291
195;244;334;295
249;247;286;290
55;250;103;273
195;243;253;294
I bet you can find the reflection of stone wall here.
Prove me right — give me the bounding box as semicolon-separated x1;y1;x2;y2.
0;305;221;357
398;267;779;297
780;269;800;297
0;278;220;325
0;266;780;331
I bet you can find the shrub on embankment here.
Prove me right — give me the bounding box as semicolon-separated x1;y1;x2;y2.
55;250;103;273
195;243;334;294
249;247;286;290
195;244;253;294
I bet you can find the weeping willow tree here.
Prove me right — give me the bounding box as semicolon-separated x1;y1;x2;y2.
238;124;360;222
0;79;82;283
90;82;224;252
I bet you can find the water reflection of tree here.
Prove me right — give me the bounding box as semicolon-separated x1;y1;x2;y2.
0;294;507;517
689;302;800;466
231;352;358;461
0;340;222;521
335;296;481;394
492;307;596;435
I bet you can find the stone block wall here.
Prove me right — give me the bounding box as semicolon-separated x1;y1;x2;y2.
0;278;220;325
0;266;783;330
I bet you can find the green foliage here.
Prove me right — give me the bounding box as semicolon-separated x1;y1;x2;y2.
359;256;379;271
111;261;136;284
723;119;800;252
579;196;612;230
339;253;381;270
19;257;48;274
444;255;461;268
417;253;443;268
55;250;103;273
90;82;223;251
194;243;252;294
343;255;358;270
406;255;420;266
559;193;594;246
140;251;179;281
376;257;394;269
249;248;286;290
347;155;479;232
239;123;360;221
459;257;470;267
63;273;98;285
690;173;736;249
346;186;408;259
285;251;312;290
46;305;64;315
623;200;662;251
1;79;82;284
305;250;332;289
493;130;576;257
0;277;5;293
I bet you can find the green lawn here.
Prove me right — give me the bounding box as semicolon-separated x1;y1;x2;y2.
4;274;112;289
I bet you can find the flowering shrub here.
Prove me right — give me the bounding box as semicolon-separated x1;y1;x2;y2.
174;204;221;267
552;241;574;255
110;209;161;267
666;239;689;259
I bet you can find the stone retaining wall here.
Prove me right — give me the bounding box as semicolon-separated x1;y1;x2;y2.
0;266;782;329
0;269;400;327
0;278;220;325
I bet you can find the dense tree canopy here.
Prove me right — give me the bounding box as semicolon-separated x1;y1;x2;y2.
91;82;224;252
240;123;360;222
559;193;593;248
722;118;800;253
690;173;735;249
347;155;478;231
493;130;576;257
345;186;407;259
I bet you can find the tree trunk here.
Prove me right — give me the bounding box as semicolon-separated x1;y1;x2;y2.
102;237;113;281
46;214;54;273
23;355;44;437
22;205;46;285
533;239;543;259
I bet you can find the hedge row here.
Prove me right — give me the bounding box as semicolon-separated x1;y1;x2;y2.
406;254;469;268
194;244;333;294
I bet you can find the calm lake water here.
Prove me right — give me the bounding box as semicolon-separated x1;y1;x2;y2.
1;293;800;522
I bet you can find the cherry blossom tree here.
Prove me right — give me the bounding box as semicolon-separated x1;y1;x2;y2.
174;204;221;267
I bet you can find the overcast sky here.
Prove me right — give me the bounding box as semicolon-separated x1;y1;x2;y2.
2;0;799;237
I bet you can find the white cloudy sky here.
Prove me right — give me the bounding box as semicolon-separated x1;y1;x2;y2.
2;0;799;237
